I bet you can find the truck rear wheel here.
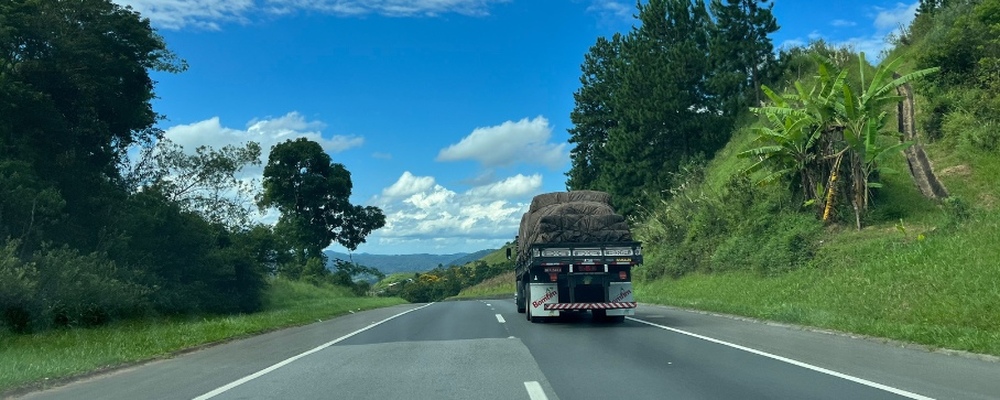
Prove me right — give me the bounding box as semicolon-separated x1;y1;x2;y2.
516;281;526;314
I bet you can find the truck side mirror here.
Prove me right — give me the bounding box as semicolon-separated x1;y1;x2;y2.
506;247;512;260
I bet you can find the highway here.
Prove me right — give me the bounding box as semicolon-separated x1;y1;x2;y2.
17;300;1000;400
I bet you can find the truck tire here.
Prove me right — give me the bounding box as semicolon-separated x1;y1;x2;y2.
525;283;541;323
516;282;526;314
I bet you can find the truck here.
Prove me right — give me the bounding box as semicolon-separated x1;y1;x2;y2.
507;190;642;323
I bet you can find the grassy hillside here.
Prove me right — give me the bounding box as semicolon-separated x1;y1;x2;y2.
451;272;516;300
634;2;1000;356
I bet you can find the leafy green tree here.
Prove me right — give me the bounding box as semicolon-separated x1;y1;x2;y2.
259;138;386;274
743;52;938;228
0;0;184;251
134;139;262;230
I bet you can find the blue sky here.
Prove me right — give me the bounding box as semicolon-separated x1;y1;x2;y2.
114;0;919;255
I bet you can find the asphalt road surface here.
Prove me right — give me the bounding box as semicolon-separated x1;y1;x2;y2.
16;300;1000;400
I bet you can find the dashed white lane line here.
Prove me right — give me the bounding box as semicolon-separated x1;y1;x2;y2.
627;317;935;400
495;314;506;324
192;303;435;400
524;381;548;400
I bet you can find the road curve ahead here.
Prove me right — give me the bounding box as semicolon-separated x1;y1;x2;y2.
17;300;1000;400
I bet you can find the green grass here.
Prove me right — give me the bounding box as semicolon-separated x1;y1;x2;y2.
450;272;516;299
637;209;1000;356
0;279;406;394
476;244;514;266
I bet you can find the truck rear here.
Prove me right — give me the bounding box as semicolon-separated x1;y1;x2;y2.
509;191;642;323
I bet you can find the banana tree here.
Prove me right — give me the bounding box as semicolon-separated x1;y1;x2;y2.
832;53;939;229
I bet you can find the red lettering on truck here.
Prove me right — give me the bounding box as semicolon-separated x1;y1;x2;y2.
532;290;558;308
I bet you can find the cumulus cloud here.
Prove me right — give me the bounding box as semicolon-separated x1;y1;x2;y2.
112;0;507;30
165;112;362;160
436;116;569;169
382;171;437;198
369;171;543;251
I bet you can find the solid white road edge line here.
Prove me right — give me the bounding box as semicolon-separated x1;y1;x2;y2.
523;381;548;400
192;303;436;400
495;314;506;324
626;317;935;400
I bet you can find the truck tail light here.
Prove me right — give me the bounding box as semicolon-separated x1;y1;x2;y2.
549;273;559;282
619;271;627;280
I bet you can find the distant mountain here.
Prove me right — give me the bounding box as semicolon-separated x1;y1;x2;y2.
446;249;497;267
324;251;493;274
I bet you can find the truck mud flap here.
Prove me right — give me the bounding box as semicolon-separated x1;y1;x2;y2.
528;282;560;317
605;281;635;316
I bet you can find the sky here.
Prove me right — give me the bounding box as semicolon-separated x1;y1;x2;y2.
112;0;920;255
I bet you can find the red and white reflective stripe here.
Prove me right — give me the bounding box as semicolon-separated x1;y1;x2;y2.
543;302;637;310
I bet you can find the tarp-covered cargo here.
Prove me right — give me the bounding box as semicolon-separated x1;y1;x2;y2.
517;191;632;263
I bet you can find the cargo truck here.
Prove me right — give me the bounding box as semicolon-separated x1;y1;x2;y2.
507;191;641;323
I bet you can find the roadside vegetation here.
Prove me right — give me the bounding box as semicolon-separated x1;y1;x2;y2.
558;0;1000;356
0;279;405;394
451;272;516;299
379;245;515;302
0;0;402;392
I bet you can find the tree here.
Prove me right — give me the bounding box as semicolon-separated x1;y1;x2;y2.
0;0;185;251
259;138;385;271
566;34;623;192
743;52;939;228
708;0;779;112
133;139;262;230
604;0;720;215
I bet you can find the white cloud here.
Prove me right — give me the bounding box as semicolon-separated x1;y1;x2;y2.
113;0;507;30
165;112;362;160
587;0;633;25
368;171;543;250
874;2;920;31
113;0;254;30
466;174;542;201
382;171;436;198
830;19;857;28
436;116;569;169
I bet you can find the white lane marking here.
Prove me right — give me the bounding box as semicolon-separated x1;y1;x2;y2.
495;314;506;323
524;381;548;400
627;317;935;400
486;303;492;307
193;303;435;400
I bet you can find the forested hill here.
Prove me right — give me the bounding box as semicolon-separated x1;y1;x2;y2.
324;250;496;274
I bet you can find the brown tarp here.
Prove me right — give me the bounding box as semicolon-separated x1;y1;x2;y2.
517;191;632;263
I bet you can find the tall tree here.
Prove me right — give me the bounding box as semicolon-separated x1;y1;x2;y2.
0;0;184;249
708;0;779;112
606;0;720;215
259;138;385;273
566;34;623;192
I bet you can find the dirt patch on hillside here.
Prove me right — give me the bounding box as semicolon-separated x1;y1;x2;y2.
939;164;972;177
